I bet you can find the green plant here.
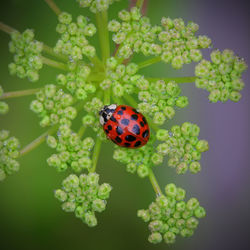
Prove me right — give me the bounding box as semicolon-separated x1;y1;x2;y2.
0;0;247;245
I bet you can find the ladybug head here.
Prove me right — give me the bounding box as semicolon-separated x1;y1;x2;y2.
99;104;117;125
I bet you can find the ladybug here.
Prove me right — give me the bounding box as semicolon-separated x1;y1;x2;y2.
99;104;150;148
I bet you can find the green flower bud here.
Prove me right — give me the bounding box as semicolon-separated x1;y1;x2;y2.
92;198;106;212
163;231;176;244
165;183;177;198
189;161;201;174
137;164;149;178
156;129;169;141
180;228;194;237
187;198;199;211
196;140;209;152
62;201;76;212
0;102;9;114
194;206;206;218
98;183;112;199
149;220;163;232
148;232;162;244
176;187;186;201
126;162;137;174
137;209;150;222
176;96;189;108
55;189;67;202
84;211;97;227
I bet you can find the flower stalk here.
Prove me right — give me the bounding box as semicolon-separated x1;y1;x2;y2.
44;0;61;15
148;168;163;196
0;88;41;100
41;56;68;71
90;137;102;173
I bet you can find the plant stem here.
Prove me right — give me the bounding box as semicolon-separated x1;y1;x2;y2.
90;137;102;173
0;88;41;100
148;168;163;196
19;125;58;157
44;0;61;15
0;22;16;34
146;76;197;83
138;56;161;69
96;10;110;63
78;126;86;138
104;88;111;105
136;0;145;9
41;56;68;71
42;44;68;62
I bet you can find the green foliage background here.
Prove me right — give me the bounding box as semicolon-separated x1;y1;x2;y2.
0;0;249;250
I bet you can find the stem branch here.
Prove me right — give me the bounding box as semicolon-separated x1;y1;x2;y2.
90;137;102;173
148;168;163;196
0;88;41;100
138;56;161;69
146;76;197;83
0;22;16;34
96;10;110;63
42;44;67;62
41;56;68;71
19;125;58;157
44;0;61;15
136;0;145;9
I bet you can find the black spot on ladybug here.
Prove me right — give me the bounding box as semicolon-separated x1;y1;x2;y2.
110;116;117;122
105;129;109;134
115;136;122;143
131;114;138;120
121;119;130;126
117;110;123;115
125;135;136;142
108;125;112;130
124;143;131;147
132;108;139;113
142;117;147;124
132;124;140;135
134;141;141;147
140;121;144;127
121;106;126;110
116;126;123;135
142;130;149;138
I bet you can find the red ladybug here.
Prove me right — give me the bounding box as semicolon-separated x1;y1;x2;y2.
99;104;150;148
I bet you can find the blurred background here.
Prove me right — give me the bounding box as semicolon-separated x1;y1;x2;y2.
0;0;249;249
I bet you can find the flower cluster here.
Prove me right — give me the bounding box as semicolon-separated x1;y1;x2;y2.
137;80;188;125
137;183;206;244
159;17;211;69
113;136;156;178
47;125;94;172
8;29;43;82
30;84;76;127
103;57;188;125
109;7;162;59
195;49;247;102
55;172;112;227
56;63;96;99
156;122;209;174
55;12;97;61
0;130;20;181
77;0;120;13
0;86;9;115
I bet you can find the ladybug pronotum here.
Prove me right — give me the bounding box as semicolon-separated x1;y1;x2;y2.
99;104;150;148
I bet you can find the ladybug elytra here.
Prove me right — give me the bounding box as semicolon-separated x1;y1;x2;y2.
99;104;150;148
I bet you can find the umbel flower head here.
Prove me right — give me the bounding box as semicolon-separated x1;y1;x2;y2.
0;0;247;246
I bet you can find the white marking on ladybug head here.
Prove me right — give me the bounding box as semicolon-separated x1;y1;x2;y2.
99;115;105;126
99;104;117;125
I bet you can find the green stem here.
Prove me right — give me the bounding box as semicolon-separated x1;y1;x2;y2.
41;56;68;71
148;168;163;196
96;10;110;63
0;22;16;35
19;125;58;157
44;0;61;15
136;0;145;9
78;126;86;138
104;88;111;105
42;44;68;62
87;72;106;82
0;88;41;100
90;137;102;173
138;56;161;69
146;76;197;83
89;56;104;72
